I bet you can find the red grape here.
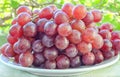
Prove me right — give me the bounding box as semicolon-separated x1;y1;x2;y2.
32;40;44;53
39;7;53;19
62;3;74;17
71;20;86;32
19;51;34;67
99;30;111;40
44;47;58;60
77;41;92;55
44;21;57;36
68;30;82;44
16;6;31;15
54;11;69;25
0;43;9;56
11;18;17;25
36;18;48;32
56;55;70;69
48;5;57;11
7;34;18;45
102;50;114;60
111;31;120;40
100;23;113;32
32;9;40;15
55;35;69;50
23;22;37;37
58;23;72;36
112;39;120;51
82;52;95;65
17;12;31;26
14;54;20;63
92;10;102;22
45;60;56;69
70;56;81;68
72;4;87;20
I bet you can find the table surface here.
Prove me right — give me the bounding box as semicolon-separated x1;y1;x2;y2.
0;57;119;77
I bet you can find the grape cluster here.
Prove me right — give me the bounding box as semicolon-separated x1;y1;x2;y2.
0;3;120;69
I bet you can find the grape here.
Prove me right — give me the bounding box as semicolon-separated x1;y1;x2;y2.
111;31;120;40
55;35;69;50
36;18;48;32
48;5;57;11
92;10;102;22
32;9;40;15
77;41;92;55
56;55;70;69
44;21;57;36
13;41;21;54
114;50;119;56
86;22;96;28
32;40;44;53
14;54;20;63
16;6;31;15
0;43;9;56
68;30;82;44
9;23;23;38
65;44;78;58
70;56;81;68
82;28;97;43
99;30;111;40
19;51;34;67
112;39;120;51
82;52;95;65
100;23;113;32
44;47;58;60
57;23;72;36
23;22;37;37
54;11;69;25
62;3;74;17
42;35;54;47
82;12;94;25
92;49;104;64
72;4;87;20
7;34;18;45
33;53;45;67
17;12;31;26
17;37;31;52
5;44;16;57
39;7;53;19
11;18;17;25
45;60;56;69
102;50;114;60
71;20;86;32
92;34;104;49
101;39;112;52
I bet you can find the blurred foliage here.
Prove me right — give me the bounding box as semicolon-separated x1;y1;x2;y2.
0;0;120;35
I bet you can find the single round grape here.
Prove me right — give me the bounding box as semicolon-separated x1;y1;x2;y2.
99;30;111;40
101;39;112;52
16;6;31;15
42;35;54;47
44;47;58;60
77;41;92;55
71;20;86;32
56;55;70;69
70;56;81;68
11;18;17;25
72;4;87;20
111;31;120;40
5;44;16;57
92;34;104;49
82;12;94;25
82;52;95;65
112;39;120;51
9;23;23;38
54;11;69;25
39;7;53;19
92;10;102;22
7;34;18;45
32;40;44;53
92;49;104;64
45;60;56;69
33;52;45;67
44;21;57;36
82;28;97;43
62;3;74;17
68;29;82;44
36;18;48;32
58;23;72;36
19;51;34;67
55;35;69;50
17;12;31;26
102;50;114;60
65;44;78;58
0;43;9;56
100;23;113;32
13;41;21;54
23;22;37;37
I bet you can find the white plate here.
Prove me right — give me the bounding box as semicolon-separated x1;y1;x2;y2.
0;54;119;76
